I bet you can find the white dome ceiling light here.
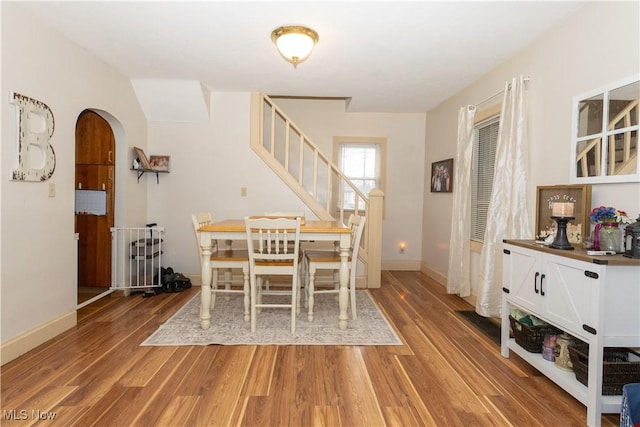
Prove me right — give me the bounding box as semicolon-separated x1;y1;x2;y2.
271;25;319;68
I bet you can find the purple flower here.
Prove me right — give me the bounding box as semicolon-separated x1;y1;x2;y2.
589;206;619;223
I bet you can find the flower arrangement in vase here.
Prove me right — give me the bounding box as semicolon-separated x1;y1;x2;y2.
589;206;632;252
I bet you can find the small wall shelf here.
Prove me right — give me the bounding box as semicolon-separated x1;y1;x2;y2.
131;168;168;184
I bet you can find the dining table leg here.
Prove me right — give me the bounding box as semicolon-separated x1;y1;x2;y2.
338;235;350;330
199;232;213;329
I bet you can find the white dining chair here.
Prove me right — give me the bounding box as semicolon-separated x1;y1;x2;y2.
192;213;250;322
244;216;302;333
262;211;305;289
304;214;366;321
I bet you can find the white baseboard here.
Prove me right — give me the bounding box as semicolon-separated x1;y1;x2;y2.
420;262;478;308
183;273;201;286
420;262;446;286
461;293;478;308
382;259;421;271
1;310;77;366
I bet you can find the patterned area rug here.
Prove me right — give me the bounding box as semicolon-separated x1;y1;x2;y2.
141;291;402;346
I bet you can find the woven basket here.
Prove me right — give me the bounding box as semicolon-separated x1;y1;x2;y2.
509;315;562;353
568;342;640;395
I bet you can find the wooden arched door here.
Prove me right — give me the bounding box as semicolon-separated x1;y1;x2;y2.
75;110;115;289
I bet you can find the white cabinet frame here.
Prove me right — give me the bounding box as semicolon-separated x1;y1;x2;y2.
501;240;640;427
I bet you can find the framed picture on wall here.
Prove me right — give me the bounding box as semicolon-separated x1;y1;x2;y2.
149;155;170;172
133;147;151;170
535;184;592;243
430;158;453;193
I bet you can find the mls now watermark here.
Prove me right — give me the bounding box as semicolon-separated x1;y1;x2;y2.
3;409;57;421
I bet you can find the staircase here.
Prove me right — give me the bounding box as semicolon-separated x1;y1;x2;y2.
249;93;383;287
576;99;638;177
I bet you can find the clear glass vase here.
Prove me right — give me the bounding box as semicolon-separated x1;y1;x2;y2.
597;222;622;252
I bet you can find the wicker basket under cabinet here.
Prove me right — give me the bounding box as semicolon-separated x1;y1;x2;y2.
568;342;640;395
508;315;562;353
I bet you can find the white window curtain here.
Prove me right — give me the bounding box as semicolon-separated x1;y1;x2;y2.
476;75;533;317
446;105;476;297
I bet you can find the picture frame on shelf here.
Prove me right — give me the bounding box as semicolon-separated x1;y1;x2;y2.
149;155;170;172
535;184;592;244
133;147;151;170
430;158;453;193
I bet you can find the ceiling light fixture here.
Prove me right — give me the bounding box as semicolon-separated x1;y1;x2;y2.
271;25;319;68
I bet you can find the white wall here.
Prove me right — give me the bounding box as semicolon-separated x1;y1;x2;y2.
272;98;426;268
147;95;426;276
1;4;148;351
422;2;640;293
146;92;312;276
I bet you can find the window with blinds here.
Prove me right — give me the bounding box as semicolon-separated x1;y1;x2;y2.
471;117;500;242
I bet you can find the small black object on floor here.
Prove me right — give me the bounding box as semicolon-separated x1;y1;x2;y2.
143;289;160;298
456;310;501;345
142;267;192;298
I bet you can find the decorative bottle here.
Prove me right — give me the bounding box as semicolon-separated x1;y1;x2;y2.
597;222;622;252
554;333;574;371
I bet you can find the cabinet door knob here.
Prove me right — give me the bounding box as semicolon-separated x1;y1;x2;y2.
540;273;546;296
534;272;540;294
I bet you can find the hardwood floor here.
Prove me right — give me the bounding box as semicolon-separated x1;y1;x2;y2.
78;286;109;305
1;271;619;426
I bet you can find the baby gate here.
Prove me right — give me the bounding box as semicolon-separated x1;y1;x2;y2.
111;226;164;291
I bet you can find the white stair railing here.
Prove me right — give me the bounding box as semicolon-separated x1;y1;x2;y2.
577;99;638;177
251;94;368;223
249;93;383;287
608;99;638;175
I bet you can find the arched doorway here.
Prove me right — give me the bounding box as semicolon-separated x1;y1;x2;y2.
75;110;115;305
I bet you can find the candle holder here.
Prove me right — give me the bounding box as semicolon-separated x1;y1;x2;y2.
550;216;575;250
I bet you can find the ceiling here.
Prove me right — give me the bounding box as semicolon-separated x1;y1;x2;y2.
18;1;586;113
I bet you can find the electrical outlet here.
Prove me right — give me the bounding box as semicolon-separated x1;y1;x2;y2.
48;183;55;197
241;187;247;197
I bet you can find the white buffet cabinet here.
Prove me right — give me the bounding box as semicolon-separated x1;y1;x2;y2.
501;240;640;427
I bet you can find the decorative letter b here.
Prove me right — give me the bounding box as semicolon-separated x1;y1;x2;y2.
10;92;56;181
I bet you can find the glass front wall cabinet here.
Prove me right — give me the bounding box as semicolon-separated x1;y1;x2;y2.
571;74;640;184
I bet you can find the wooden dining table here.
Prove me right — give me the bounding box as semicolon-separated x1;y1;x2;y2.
197;219;353;330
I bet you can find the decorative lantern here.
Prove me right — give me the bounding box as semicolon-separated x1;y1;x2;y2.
623;215;640;259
